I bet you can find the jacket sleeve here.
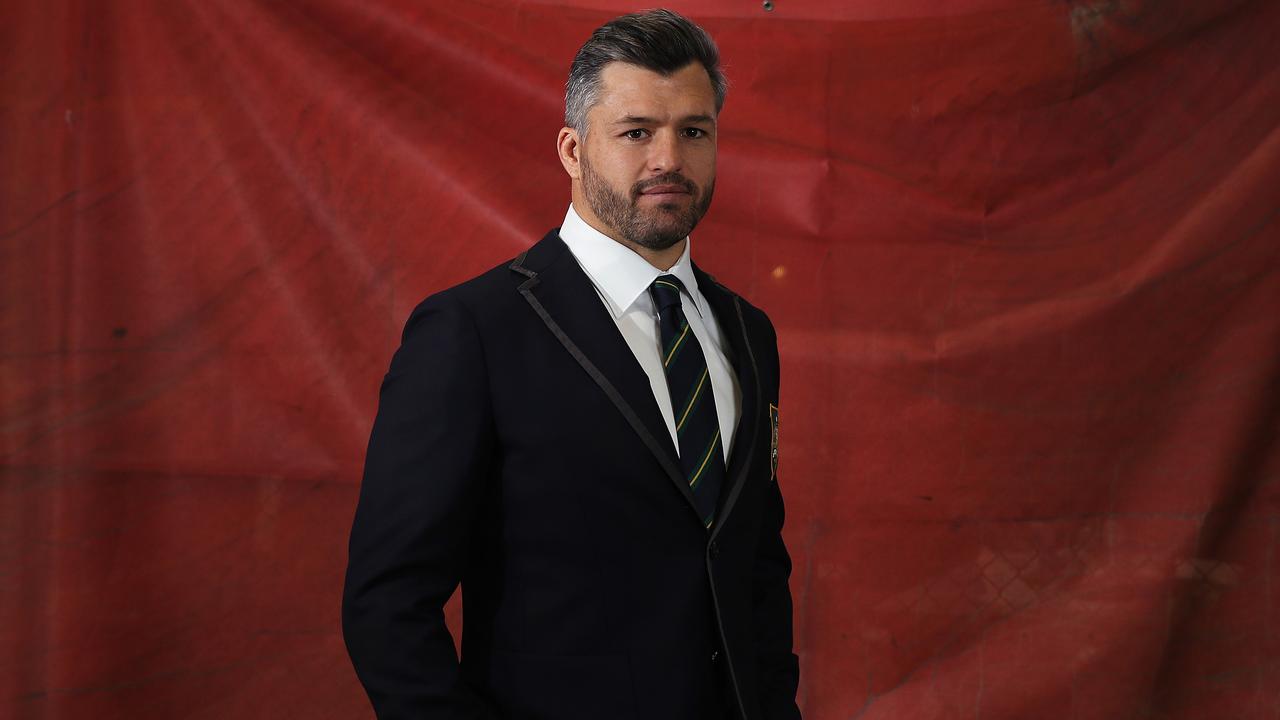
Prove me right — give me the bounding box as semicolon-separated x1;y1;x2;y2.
753;315;803;719
342;293;499;719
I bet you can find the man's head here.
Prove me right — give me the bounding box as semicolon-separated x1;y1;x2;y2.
557;10;727;263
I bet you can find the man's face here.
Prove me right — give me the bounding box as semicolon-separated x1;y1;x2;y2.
578;62;717;251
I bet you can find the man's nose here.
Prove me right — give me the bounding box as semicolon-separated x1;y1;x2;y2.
647;130;684;174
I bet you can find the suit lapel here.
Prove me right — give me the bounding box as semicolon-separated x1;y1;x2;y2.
510;233;696;514
694;264;762;538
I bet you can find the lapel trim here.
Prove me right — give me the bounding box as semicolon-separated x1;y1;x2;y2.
509;249;699;516
697;272;764;542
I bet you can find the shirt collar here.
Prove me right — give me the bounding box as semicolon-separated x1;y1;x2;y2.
559;203;702;319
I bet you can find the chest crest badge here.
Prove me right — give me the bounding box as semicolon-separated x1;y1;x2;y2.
769;403;780;482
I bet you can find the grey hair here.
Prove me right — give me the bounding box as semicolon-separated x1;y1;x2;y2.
565;9;728;134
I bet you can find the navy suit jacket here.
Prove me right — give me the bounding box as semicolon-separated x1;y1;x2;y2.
342;230;801;719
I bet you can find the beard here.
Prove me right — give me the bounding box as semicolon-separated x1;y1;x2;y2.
580;155;715;251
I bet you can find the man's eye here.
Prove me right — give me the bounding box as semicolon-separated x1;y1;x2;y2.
683;128;707;138
624;129;647;140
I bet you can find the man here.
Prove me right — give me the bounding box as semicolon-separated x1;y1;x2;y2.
342;10;800;719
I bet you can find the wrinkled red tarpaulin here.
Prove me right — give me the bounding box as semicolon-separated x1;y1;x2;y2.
2;0;1278;717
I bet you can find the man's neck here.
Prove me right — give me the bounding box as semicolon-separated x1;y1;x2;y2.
617;236;686;272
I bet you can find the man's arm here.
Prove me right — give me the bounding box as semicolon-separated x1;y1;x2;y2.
753;477;802;718
342;293;498;719
754;317;803;719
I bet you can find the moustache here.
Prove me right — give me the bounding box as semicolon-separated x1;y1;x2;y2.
631;174;697;200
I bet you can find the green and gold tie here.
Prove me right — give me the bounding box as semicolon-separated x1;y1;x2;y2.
650;275;725;529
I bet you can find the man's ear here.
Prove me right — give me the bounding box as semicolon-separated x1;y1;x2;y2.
557;127;581;180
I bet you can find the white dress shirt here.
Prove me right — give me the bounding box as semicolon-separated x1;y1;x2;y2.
558;204;742;461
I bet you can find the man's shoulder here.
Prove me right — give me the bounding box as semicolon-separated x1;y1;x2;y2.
409;228;567;314
694;265;777;339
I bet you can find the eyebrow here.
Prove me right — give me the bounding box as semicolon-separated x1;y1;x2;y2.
611;114;716;126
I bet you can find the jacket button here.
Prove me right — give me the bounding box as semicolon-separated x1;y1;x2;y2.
711;650;720;663
709;541;720;558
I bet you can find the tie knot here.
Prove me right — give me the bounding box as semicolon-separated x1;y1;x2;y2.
650;275;686;312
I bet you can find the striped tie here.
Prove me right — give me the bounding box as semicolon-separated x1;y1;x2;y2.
650;275;725;529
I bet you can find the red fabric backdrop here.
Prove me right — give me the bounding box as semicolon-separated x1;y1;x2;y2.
3;1;1278;717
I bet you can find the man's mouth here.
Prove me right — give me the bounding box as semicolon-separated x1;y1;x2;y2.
639;184;692;199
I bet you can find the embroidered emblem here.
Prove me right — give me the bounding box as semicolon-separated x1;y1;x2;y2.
769;403;780;482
